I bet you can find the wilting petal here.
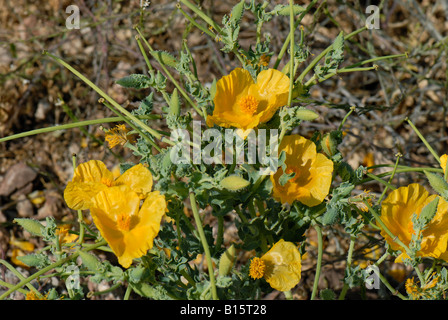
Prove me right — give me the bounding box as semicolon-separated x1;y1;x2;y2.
262;240;302;292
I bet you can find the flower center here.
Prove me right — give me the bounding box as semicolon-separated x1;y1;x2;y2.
101;177;114;187
116;214;131;232
285;166;300;182
249;257;266;279
239;95;259;115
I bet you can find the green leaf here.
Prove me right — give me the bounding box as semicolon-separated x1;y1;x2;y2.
169;88;180;117
220;175;250;191
130;282;172;300
78;251;100;272
218;244;236;276
279;171;295;186
424;170;448;200
230;0;245;24
272;4;305;16
13;218;43;237
151;50;178;68
17;253;49;268
419;197;439;226
116;74;152;89
294;108;319;121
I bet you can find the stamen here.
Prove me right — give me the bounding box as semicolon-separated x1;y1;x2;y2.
117;214;131;232
249;257;266;279
239;95;259;115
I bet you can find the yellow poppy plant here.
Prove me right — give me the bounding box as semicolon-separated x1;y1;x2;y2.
440;154;448;174
206;68;290;132
90;185;166;268
271;135;333;207
380;183;448;262
64;160;153;211
249;239;302;292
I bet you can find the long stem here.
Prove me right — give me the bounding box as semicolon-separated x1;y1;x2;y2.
43;51;163;141
310;223;323;300
338;235;356;300
273;0;318;69
296;26;367;84
0;239;107;300
288;0;295;106
378;153;402;203
189;192;218;300
406;117;440;164
0;115;160;144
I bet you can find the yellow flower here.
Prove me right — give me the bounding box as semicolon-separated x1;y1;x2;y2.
271;135;333;207
380;183;448;262
64;160;153;211
206;68;290;132
249;239;302;292
90;184;166;268
56;224;78;244
105;124;135;149
26;291;48;300
441;154;448;173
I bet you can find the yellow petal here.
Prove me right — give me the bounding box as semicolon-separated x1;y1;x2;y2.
261;240;302;292
441;154;448;174
64;181;108;210
114;164;153;199
380;184;429;252
72;160;114;185
271;135;333;206
381;183;448;261
90;185;166;269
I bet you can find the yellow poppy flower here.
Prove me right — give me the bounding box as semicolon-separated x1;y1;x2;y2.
440;154;448;173
206;68;290;131
271;135;333;207
249;239;302;292
380;183;448;262
64;160;153;211
90;185;166;268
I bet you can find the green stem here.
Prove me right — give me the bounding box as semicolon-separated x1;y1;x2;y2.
338;235;356;300
0;115;160;144
123;284;132;300
287;0;295;107
178;0;244;65
189;192;218;300
273;0;318;70
0;239;107;300
134;27;204;117
406;118;440;164
0;259;41;297
43;51;164;141
364;172;396;191
296;26;367;84
378;153;402;203
357;167;442;185
338;105;356;131
310;223;323;300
